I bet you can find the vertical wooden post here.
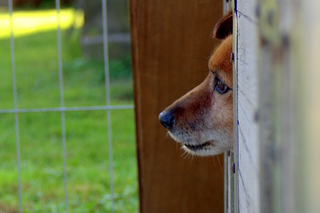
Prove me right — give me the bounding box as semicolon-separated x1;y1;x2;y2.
234;0;260;212
224;0;320;212
130;0;224;212
289;0;320;212
257;0;320;212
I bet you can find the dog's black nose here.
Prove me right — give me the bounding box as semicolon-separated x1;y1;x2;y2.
159;111;175;129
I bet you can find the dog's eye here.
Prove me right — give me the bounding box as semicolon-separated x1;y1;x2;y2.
215;78;229;94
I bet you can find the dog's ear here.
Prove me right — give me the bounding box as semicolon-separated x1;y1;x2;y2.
213;11;233;39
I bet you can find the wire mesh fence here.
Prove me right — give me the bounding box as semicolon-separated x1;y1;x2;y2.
0;0;137;212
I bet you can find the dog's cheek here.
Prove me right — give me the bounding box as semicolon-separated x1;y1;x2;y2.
220;97;233;136
210;94;233;132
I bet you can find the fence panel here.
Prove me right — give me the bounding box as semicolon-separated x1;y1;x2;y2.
233;0;320;212
0;0;137;212
234;0;260;212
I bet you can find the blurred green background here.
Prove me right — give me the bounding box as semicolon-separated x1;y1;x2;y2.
0;0;138;212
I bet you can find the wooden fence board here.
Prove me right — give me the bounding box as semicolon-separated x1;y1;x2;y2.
235;1;260;212
130;0;225;212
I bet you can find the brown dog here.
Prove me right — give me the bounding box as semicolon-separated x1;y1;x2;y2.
159;12;233;156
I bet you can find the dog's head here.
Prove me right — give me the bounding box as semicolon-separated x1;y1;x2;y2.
159;12;233;156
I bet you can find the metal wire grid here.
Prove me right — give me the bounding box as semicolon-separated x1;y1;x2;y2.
5;0;134;212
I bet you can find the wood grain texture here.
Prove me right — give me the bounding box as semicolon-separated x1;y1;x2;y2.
279;1;320;212
298;2;320;211
234;1;320;213
130;0;225;212
236;1;259;213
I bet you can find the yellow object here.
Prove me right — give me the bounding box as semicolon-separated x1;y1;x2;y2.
0;9;84;39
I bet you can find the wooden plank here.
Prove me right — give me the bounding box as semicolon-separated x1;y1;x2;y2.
256;0;320;212
289;0;320;212
235;1;260;212
130;0;225;212
232;1;320;212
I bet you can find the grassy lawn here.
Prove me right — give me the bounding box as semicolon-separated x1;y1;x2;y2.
0;9;138;213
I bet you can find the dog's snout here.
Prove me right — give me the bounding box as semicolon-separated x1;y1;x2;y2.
159;111;175;129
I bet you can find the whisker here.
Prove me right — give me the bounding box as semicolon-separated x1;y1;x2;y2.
176;142;180;151
211;156;217;167
217;155;223;172
183;153;189;159
190;154;194;163
181;151;188;158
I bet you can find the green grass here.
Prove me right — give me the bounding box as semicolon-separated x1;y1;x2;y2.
0;9;138;213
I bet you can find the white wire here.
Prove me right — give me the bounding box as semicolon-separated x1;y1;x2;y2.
0;105;134;114
8;0;22;212
4;1;133;212
102;0;115;212
55;0;69;212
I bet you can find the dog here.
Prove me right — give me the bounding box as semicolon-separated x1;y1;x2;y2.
158;12;233;156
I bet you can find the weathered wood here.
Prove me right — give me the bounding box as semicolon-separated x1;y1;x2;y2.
231;0;320;212
256;0;320;212
235;0;260;212
130;0;225;212
289;0;320;212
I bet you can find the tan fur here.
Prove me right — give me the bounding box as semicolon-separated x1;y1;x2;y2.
159;15;233;156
